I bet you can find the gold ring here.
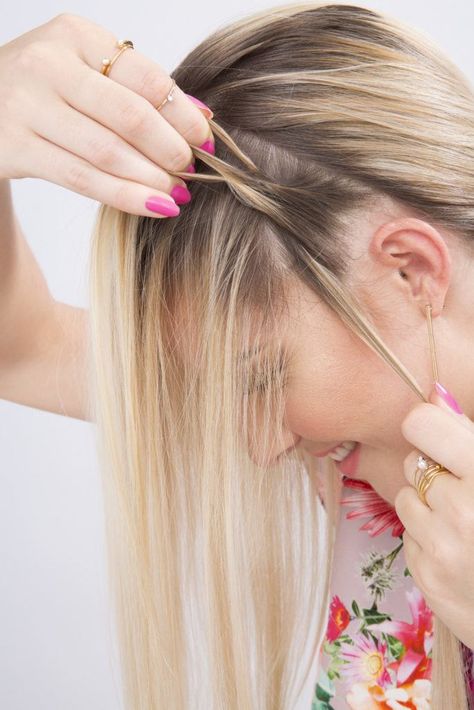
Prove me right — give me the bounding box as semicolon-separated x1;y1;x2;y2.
155;78;177;112
100;39;134;76
413;455;452;507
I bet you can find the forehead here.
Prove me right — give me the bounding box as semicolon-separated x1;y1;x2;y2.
168;276;322;366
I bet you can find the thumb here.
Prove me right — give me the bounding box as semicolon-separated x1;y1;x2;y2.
429;381;474;430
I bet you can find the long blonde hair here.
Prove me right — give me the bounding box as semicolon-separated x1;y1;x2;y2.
86;3;474;707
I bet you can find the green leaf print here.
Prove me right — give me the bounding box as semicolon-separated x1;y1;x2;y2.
320;640;350;685
384;632;405;661
312;667;336;709
311;698;335;710
361;601;391;626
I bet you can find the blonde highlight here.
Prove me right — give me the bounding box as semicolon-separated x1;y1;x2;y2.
87;3;474;707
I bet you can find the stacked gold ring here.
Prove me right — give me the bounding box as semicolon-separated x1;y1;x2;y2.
414;455;452;507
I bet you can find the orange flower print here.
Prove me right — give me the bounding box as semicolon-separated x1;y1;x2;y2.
341;476;405;538
326;594;351;642
346;677;431;709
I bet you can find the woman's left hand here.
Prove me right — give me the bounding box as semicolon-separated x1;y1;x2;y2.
394;382;474;650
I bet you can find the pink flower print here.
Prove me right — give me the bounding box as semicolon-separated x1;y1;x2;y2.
369;586;433;685
326;594;351;642
341;477;405;538
339;633;392;690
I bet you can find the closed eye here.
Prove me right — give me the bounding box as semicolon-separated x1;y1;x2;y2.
244;356;289;395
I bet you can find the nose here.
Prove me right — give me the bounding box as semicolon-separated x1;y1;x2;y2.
249;432;301;468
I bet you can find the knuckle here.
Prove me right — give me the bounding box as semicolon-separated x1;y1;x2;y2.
15;41;53;70
63;160;91;194
118;102;148;136
167;145;192;173
180;113;206;143
416;565;435;594
88;136;122;170
428;536;444;565
138;67;170;104
456;504;474;536
112;181;130;211
427;538;453;582
46;13;97;42
50;13;82;31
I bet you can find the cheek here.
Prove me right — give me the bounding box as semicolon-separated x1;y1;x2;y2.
283;362;411;447
284;379;350;441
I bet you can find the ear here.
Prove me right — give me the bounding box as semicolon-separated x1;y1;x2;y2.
368;217;452;317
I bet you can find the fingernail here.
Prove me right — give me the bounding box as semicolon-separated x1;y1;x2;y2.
199;139;215;155
145;195;180;217
185;94;214;119
184;163;196;173
170;184;192;205
434;381;463;414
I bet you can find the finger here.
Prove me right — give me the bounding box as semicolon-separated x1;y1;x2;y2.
403;448;462;509
401;529;425;591
29;132;181;217
56;51;211;175
429;383;474;433
89;40;213;145
55;15;213;146
401;402;474;480
52;53;193;172
30;94;191;203
394;483;435;549
400;511;456;603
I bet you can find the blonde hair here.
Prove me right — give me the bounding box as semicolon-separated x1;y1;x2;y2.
87;3;474;707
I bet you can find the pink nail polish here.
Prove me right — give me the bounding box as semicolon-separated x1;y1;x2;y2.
185;94;214;119
184;163;196;173
434;381;463;414
145;195;180;217
170;184;192;205
199;139;215;155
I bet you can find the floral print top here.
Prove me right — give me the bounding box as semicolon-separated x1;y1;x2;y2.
311;475;474;709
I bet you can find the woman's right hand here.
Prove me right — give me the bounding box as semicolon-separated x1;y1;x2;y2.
0;13;214;218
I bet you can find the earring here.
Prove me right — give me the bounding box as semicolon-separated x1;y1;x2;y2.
425;303;439;384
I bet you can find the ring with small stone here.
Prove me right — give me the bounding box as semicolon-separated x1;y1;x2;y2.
155;78;177;112
413;454;453;507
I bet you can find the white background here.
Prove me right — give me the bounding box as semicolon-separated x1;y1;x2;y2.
1;1;473;708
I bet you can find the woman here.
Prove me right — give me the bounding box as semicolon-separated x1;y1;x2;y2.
1;3;474;708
